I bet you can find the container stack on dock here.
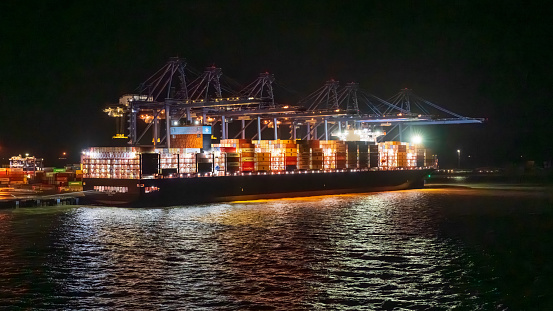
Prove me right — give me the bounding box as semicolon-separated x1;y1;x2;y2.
0;168;25;186
34;167;82;191
1;166;83;192
0;169;7;186
55;171;71;187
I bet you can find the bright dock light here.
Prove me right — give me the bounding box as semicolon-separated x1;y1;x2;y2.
411;135;422;144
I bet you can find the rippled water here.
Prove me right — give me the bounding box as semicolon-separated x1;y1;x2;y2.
1;184;552;310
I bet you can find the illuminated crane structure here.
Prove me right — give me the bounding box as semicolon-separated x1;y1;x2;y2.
103;58;483;146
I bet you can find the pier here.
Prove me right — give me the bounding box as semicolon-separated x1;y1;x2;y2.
0;188;85;209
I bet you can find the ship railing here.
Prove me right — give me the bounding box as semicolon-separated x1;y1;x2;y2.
143;166;430;179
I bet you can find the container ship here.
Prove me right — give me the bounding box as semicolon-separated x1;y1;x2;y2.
82;136;436;207
79;58;484;207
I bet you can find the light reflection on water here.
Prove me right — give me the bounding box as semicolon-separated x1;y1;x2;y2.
1;186;552;309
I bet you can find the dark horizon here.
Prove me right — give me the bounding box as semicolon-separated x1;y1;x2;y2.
1;1;551;168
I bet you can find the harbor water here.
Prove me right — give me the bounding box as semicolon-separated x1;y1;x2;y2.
1;181;552;310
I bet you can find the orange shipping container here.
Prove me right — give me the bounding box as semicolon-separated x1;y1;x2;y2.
170;134;204;148
255;165;271;171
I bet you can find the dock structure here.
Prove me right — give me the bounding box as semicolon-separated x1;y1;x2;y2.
0;191;85;209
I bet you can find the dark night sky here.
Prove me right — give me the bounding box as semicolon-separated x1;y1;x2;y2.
1;1;552;167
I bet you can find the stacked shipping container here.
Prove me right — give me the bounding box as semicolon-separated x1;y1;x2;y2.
1;166;83;191
82;147;140;179
79;140;436;179
0;168;25;185
377;141;433;169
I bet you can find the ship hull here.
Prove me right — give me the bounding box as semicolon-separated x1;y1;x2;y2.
83;169;432;207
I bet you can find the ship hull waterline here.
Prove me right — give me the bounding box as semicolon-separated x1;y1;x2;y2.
83;169;433;207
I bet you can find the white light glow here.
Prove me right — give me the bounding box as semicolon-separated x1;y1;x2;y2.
412;135;423;144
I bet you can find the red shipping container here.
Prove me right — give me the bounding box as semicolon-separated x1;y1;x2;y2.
240;162;255;168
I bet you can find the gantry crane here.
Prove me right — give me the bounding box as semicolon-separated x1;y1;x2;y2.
104;58;484;146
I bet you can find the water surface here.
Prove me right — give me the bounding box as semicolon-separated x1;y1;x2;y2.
1;184;552;310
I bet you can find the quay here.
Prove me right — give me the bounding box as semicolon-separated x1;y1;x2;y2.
0;188;85;209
